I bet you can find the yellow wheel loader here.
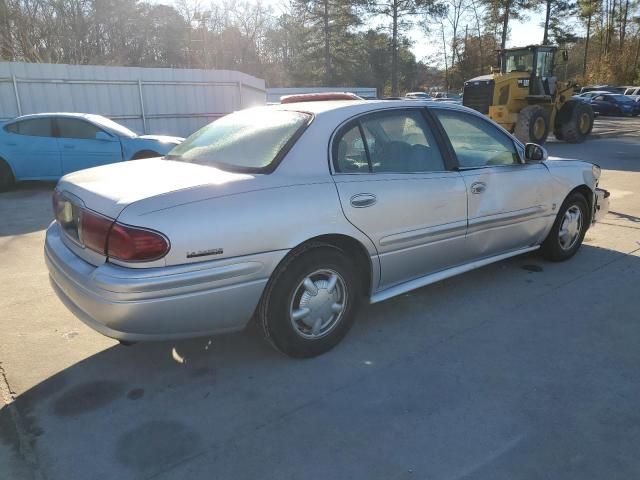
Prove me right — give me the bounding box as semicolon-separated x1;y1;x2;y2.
462;45;594;144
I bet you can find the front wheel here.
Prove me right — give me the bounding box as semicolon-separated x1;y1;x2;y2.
258;244;361;358
514;105;550;144
540;193;589;262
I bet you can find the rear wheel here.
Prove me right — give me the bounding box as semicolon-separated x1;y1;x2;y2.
0;159;15;192
558;100;594;143
514;105;550;144
258;243;361;358
540;192;589;262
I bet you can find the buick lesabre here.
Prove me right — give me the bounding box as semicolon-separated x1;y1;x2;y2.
45;97;609;357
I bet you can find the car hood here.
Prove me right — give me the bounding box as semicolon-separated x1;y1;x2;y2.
137;134;184;144
56;158;255;219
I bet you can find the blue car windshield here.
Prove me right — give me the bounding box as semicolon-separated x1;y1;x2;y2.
167;109;311;173
86;114;137;138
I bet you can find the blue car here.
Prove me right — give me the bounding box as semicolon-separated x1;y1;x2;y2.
0;113;183;191
589;93;640;117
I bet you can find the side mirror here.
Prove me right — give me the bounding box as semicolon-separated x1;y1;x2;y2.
95;131;113;141
525;143;548;162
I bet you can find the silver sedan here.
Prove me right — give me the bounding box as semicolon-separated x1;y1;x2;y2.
45;98;610;357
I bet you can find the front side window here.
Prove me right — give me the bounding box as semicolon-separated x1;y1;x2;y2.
57;118;101;139
5;118;53;137
333;109;445;173
434;109;519;167
168;109;310;173
504;49;534;73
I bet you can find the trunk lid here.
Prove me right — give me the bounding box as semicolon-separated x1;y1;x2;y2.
56;158;254;219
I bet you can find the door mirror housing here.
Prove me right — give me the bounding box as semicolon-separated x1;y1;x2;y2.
525;143;548;162
95;131;114;141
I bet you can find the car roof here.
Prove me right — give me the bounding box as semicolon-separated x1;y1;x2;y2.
10;112;106;122
271;99;470;116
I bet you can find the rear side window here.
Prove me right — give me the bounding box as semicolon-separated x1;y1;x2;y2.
168;109;310;173
333;109;446;173
57;118;102;139
434;109;519;167
5;118;53;137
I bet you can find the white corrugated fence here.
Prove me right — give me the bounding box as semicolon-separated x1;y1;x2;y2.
0;62;266;137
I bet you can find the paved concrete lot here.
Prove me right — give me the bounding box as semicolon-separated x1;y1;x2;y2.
1;116;639;480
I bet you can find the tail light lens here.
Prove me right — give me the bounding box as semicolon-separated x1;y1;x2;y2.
107;223;169;262
53;190;169;262
81;211;114;254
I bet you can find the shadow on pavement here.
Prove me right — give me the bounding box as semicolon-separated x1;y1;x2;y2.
2;244;640;479
0;182;56;236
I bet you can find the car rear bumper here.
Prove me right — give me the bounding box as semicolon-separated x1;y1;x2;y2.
594;188;610;222
45;223;286;341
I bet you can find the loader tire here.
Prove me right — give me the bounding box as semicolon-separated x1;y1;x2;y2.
557;100;594;143
514;105;550;144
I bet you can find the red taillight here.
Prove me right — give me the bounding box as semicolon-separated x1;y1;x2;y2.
107;223;169;262
81;211;114;254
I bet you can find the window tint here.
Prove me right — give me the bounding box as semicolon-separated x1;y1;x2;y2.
435;109;519;167
593;95;605;101
5;118;53;137
335;125;369;173
56;118;101;139
361;110;445;173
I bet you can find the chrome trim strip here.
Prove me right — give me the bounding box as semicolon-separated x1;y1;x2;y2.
379;220;467;247
370;245;540;304
467;206;547;234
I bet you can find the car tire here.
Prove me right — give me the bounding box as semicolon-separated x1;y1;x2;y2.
0;159;15;192
514;105;549;144
258;243;361;358
558;101;594;143
540;192;589;262
131;150;160;160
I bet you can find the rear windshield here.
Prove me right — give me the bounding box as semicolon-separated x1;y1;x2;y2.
167;109;310;173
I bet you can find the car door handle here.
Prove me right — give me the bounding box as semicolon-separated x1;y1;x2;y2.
5;142;17;146
350;193;377;208
63;144;76;149
470;182;487;194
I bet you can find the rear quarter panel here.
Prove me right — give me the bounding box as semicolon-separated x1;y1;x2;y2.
115;179;380;285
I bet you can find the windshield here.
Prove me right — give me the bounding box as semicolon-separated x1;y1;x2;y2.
167;109;310;173
86;114;137;138
503;49;533;73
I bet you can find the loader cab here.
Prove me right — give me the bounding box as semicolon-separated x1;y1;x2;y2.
501;46;558;99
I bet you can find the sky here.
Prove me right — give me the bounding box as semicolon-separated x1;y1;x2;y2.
155;0;547;67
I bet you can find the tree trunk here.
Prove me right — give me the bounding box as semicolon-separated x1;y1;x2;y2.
441;23;449;92
619;0;629;50
323;0;331;85
391;0;399;96
500;0;511;50
583;12;592;79
543;0;551;44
